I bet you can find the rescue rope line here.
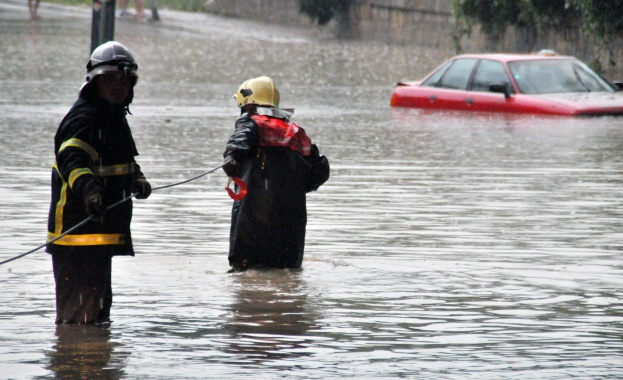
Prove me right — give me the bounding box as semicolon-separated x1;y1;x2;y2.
0;163;226;266
151;163;225;191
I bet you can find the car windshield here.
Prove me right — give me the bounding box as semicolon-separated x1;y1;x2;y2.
508;59;614;94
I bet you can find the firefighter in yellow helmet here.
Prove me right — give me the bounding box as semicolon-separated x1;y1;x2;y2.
233;76;280;108
222;76;330;271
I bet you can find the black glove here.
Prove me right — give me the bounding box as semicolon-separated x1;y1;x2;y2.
133;177;152;199
222;156;240;178
311;144;320;161
83;180;105;220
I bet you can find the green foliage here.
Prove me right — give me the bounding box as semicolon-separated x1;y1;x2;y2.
568;0;623;42
453;0;622;43
452;0;519;37
452;0;623;69
452;0;578;37
160;0;204;12
43;0;203;12
44;0;90;5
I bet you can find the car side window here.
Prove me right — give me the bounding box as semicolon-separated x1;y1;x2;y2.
436;58;478;90
471;60;511;93
421;61;453;87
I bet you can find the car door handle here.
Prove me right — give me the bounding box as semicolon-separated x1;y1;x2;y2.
429;95;437;102
466;98;474;105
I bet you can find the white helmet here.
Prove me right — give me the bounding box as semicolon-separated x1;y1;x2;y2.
80;41;138;96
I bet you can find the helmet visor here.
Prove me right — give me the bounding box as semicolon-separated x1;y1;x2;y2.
87;63;138;85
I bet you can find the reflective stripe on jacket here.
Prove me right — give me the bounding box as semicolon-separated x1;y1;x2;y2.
47;95;141;256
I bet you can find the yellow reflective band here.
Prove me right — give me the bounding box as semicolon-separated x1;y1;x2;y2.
93;162;136;177
47;232;126;246
52;163;62;181
68;168;94;188
55;181;68;235
59;138;99;162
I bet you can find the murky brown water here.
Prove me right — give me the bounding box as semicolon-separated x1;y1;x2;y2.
1;2;623;379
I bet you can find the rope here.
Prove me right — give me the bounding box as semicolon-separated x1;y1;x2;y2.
151;163;224;191
0;163;226;266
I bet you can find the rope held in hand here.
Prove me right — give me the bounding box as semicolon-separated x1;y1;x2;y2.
0;163;226;266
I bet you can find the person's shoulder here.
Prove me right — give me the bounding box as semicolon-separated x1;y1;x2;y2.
67;96;98;115
233;113;260;137
236;112;256;125
60;97;98;129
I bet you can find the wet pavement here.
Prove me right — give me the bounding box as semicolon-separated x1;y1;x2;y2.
1;1;623;379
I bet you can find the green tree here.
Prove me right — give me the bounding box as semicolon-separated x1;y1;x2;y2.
452;0;519;38
568;0;623;66
452;0;575;50
452;0;621;69
569;0;623;40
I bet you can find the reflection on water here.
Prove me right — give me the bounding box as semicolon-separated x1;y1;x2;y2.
47;325;128;379
1;2;623;379
222;269;318;364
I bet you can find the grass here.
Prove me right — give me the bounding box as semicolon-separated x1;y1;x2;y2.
43;0;206;12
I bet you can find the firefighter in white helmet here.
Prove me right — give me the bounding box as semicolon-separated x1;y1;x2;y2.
47;41;151;324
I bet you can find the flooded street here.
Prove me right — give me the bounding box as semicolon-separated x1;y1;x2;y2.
1;2;623;379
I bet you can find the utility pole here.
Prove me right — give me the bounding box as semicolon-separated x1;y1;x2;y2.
90;0;116;53
150;0;160;21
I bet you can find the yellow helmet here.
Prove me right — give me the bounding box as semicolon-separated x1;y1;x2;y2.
234;76;280;108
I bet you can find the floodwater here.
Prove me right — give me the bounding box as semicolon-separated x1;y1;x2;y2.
1;2;623;379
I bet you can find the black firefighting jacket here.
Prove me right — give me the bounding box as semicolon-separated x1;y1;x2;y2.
223;109;329;268
46;94;145;256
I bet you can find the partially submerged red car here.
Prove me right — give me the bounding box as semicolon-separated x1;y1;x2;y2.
390;52;623;116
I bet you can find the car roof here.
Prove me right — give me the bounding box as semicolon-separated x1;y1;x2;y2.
452;53;577;63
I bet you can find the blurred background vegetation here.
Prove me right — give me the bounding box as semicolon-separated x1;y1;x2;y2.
42;0;622;72
452;0;623;73
44;0;205;12
453;0;623;51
